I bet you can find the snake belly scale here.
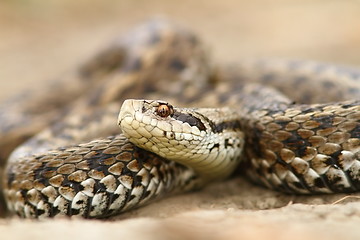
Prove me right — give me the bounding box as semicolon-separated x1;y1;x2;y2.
2;19;360;219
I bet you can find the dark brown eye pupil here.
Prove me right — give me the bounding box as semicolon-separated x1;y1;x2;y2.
157;104;172;117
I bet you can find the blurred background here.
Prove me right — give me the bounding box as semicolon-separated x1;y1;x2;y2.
1;0;360;102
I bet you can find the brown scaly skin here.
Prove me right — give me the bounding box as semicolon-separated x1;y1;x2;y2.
1;19;360;219
242;100;360;194
4;135;199;218
204;82;360;193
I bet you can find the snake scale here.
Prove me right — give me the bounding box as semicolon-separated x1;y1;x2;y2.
1;19;360;219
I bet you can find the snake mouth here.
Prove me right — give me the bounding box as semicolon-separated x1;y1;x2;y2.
118;99;137;126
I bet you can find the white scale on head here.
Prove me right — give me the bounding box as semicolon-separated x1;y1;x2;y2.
118;99;245;181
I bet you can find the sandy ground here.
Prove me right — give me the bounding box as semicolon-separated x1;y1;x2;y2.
2;0;360;239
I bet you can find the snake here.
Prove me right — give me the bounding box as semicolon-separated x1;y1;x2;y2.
1;19;360;219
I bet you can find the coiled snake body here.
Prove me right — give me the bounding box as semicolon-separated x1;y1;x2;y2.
1;19;360;219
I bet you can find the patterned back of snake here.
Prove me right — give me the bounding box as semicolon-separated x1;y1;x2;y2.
1;19;360;219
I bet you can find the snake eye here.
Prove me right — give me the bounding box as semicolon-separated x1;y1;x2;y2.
156;104;173;118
